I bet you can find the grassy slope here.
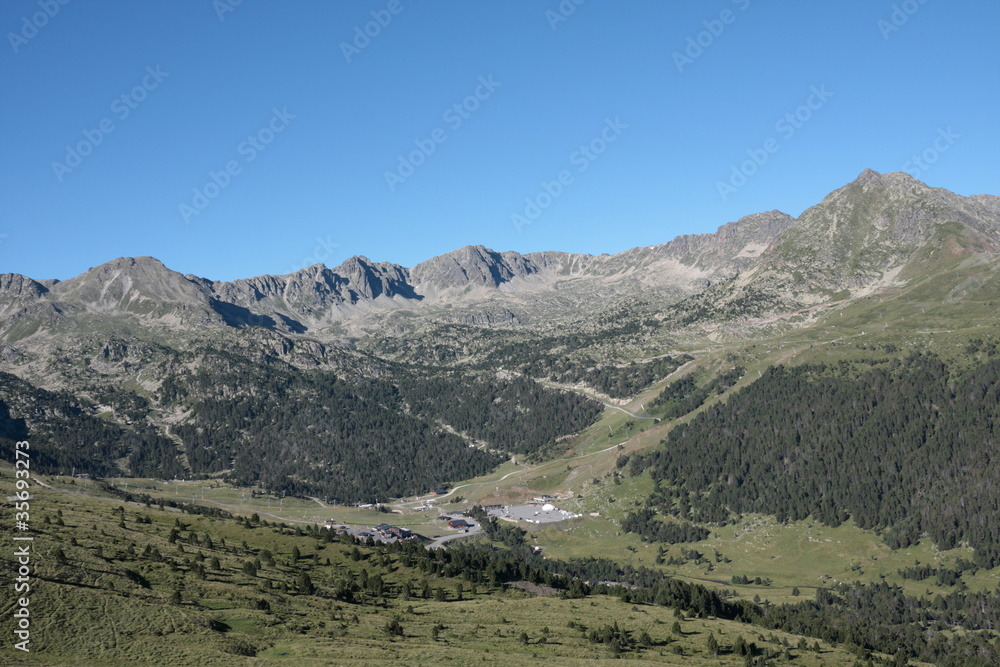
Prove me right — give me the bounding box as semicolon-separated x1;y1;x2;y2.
0;467;872;666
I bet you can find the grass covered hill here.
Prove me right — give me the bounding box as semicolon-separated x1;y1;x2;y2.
0;468;871;666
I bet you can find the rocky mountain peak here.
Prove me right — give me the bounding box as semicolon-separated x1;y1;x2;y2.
844;169;931;198
853;167;885;187
331;255;412;301
761;169;1000;293
410;245;539;290
52;256;210;309
0;273;49;301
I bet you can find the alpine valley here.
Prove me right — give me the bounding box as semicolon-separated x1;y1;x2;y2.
3;170;1000;666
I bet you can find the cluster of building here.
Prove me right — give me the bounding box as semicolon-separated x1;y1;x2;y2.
321;519;415;542
436;515;474;531
374;522;414;540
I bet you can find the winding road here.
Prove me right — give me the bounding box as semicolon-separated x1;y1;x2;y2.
425;523;482;549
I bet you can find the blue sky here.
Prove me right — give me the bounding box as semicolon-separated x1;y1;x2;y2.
2;0;998;281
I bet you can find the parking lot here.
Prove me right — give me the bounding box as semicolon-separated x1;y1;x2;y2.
488;504;581;524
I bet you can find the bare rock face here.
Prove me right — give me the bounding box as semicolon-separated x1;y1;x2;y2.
623;210;796;277
970;194;1000;219
410;245;541;291
0;274;49;302
330;256;414;301
0;275;54;334
217;256;413;306
203;257;416;332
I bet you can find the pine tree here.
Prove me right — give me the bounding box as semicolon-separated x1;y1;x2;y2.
297;572;314;595
707;632;719;656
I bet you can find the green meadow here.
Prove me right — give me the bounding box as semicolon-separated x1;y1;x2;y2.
0;467;878;665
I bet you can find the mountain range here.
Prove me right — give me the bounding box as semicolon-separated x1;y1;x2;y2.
4;169;1000;666
5;169;996;350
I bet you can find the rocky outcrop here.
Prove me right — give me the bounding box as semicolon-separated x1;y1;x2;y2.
0;274;49;302
410;245;541;291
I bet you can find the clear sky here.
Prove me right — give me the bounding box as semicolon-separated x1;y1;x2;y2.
2;0;998;281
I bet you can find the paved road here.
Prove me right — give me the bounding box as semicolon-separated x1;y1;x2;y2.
426;522;481;549
397;463;531;506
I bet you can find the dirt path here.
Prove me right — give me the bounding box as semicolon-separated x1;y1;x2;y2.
602;403;658;421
